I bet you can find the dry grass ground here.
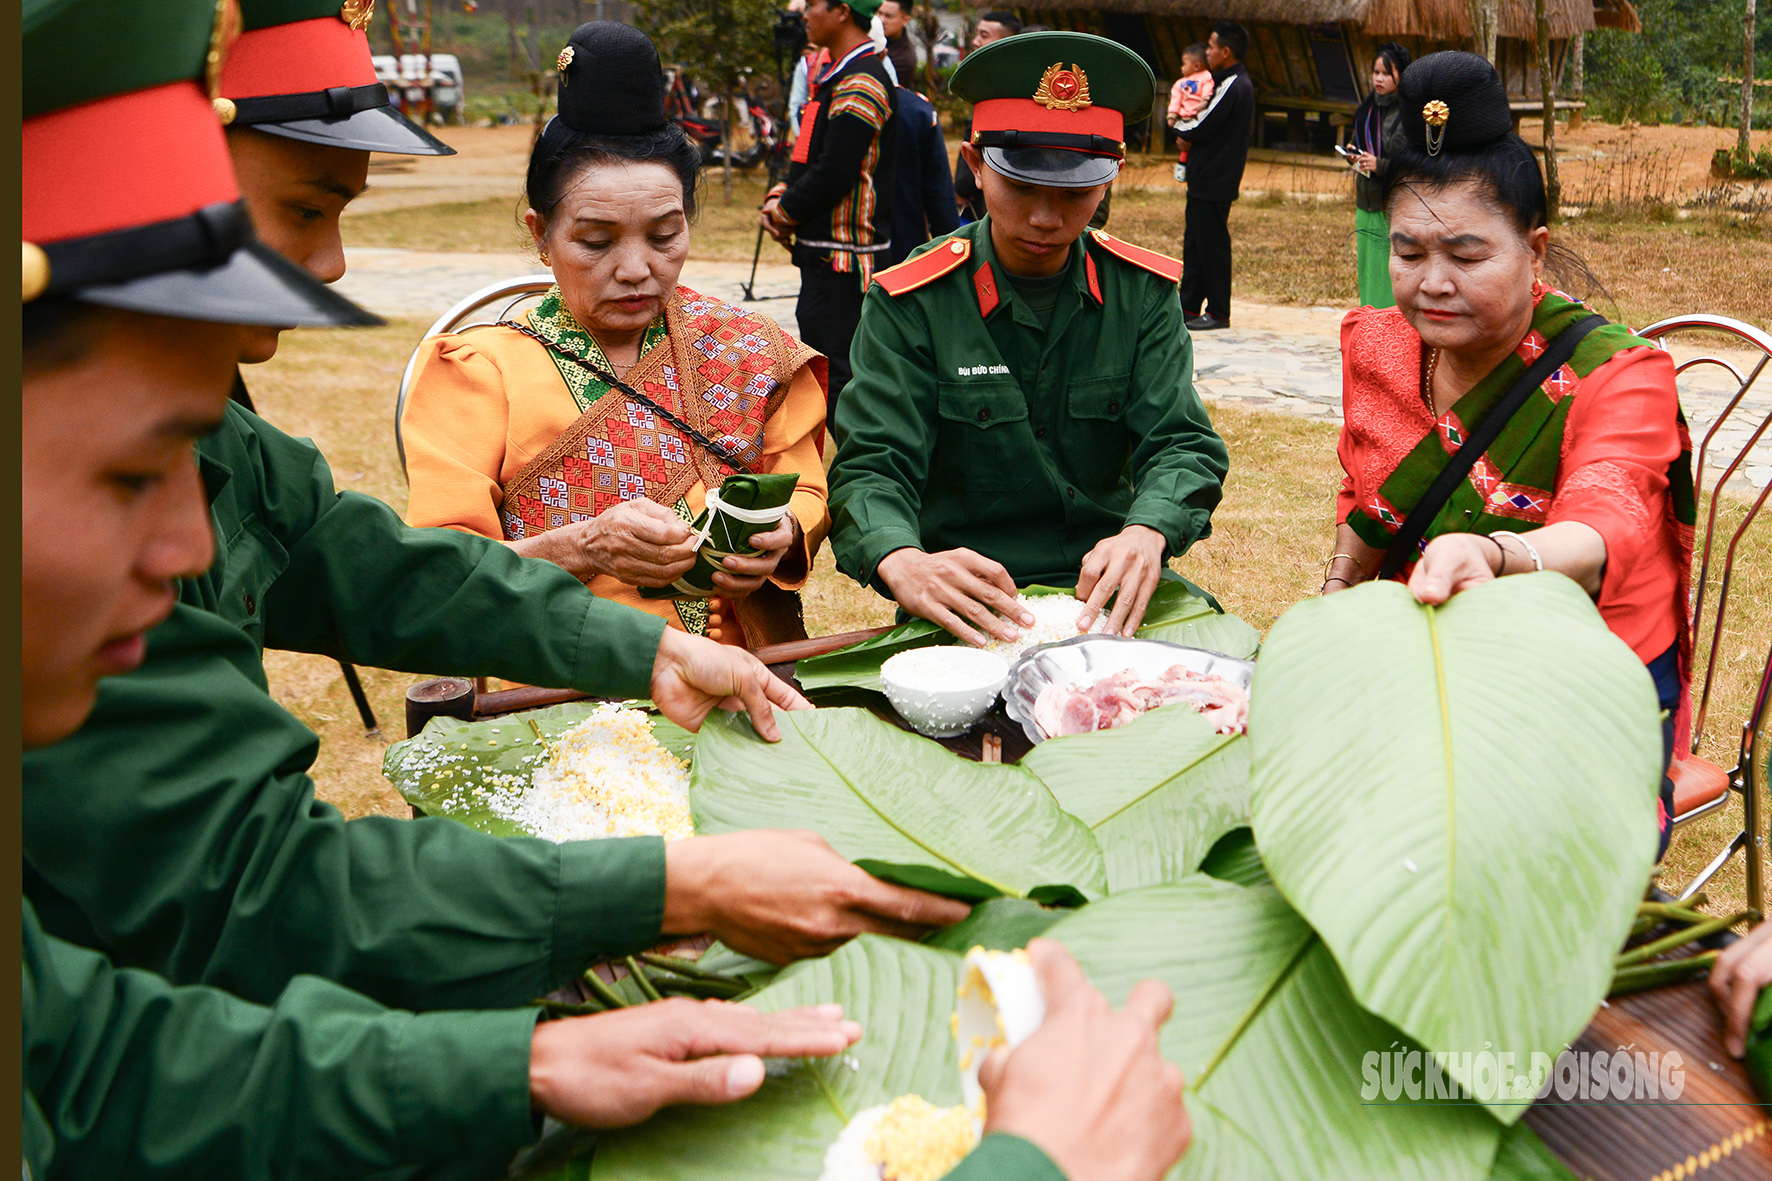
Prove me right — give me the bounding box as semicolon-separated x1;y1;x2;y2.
251;313;1766;913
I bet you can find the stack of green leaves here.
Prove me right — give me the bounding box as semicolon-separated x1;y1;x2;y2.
386;576;1668;1180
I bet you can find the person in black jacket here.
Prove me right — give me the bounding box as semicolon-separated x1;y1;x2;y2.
762;0;899;408
886;84;961;266
1171;20;1255;330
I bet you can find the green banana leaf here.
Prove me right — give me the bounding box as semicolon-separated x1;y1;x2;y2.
1747;981;1771;1101
1046;878;1501;1180
591;935;963;1180
381;702;692;837
922;896;1066;953
1198;828;1271;888
791;580;1258;694
690;708;1107;902
1485;1123;1578;1180
1247;576;1663;1122
1022;704;1251;892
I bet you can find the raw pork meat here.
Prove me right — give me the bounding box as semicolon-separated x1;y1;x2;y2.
1034;664;1249;739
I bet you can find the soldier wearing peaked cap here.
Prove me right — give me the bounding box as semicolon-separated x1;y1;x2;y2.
827;31;1231;647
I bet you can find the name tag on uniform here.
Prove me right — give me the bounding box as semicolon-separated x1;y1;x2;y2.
957;364;1012;376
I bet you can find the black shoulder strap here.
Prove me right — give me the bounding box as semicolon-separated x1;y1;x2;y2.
1378;313;1607;581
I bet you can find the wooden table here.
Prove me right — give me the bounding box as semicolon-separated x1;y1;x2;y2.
405;636;1769;1179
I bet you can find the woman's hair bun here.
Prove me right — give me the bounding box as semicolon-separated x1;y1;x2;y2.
1398;51;1514;154
555;20;668;136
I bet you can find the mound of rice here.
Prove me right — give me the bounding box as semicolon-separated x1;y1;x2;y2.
491;705;692;842
979;593;1109;660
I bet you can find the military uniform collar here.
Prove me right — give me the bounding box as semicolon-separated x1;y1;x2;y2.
969;217;1102;321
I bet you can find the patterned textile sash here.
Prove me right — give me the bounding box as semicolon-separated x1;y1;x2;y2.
499;285;817;542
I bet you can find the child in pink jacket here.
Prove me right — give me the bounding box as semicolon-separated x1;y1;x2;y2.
1167;44;1214;181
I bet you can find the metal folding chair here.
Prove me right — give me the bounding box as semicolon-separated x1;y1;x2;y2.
394;274;555;477
1636;313;1770;915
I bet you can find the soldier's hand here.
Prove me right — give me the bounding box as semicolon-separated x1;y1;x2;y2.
1076;525;1167;636
662;830;971;962
877;546;1033;646
529;998;861;1128
649;628;809;741
978;939;1190;1181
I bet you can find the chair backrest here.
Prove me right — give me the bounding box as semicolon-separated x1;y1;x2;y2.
1634;314;1772;757
393;274;554;477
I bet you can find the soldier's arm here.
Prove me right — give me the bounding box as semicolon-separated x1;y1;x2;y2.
828;289;940;595
233;403;667;696
777;73;894;226
24;901;541;1180
1121;282;1229;555
22;605;666;1011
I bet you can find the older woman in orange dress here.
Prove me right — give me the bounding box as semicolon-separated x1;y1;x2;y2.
401;23;829;648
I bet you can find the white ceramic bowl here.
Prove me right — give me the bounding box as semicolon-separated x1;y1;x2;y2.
880;646;1010;738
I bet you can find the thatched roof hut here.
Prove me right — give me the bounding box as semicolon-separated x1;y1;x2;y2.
1014;0;1638;147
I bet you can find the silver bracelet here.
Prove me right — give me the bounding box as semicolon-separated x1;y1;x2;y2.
1490;530;1543;572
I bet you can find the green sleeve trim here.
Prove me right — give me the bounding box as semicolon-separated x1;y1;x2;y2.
549;836;668;983
944;1133;1069;1181
571;597;668;701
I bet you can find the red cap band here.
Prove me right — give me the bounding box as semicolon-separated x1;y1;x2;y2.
23;82;239;244
970;97;1124;153
220;16;377;99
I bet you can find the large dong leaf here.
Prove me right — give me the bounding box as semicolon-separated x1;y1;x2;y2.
382;703;693;837
1021;705;1252;891
1047;879;1500;1180
690;708;1107;901
791;581;1258;694
1248;576;1662;1121
591;935;962;1180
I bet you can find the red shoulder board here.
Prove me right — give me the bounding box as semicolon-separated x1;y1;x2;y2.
873;236;971;296
1088;229;1183;284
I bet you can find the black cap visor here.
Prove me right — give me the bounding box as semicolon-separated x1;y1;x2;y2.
255;103;456;155
75;239;382;329
983;145;1120;189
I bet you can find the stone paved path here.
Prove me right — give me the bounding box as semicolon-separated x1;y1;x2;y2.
338;246;1767;491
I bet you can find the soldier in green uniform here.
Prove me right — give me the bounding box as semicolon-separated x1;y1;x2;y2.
827;31;1230;645
24;0;970;1027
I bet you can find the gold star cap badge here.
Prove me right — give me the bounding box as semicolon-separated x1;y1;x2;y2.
1032;63;1092;112
340;0;376;32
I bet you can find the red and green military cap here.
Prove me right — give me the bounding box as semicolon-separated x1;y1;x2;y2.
22;0;377;326
218;0;453;155
952;30;1156;189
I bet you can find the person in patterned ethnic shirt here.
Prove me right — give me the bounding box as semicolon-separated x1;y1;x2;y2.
760;0;898;407
1323;52;1695;857
404;21;831;651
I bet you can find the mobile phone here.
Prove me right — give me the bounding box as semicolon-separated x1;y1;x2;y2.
1333;143;1357;159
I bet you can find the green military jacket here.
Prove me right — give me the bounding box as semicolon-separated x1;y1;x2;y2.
23;398;670;1010
827;218;1229;593
23;899;539;1180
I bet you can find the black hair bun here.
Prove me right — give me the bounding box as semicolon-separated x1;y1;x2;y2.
555;21;667;136
1398;51;1513;154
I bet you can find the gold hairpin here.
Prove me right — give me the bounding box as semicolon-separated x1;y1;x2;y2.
557;45;574;84
1423;99;1450;156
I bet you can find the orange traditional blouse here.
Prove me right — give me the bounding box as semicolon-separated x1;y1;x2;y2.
401;285;831;645
1337;301;1689;667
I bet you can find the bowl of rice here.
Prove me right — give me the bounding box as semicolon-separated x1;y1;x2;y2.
880;646;1010;738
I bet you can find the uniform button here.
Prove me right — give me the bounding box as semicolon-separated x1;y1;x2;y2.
1035;425;1047;439
1108;400;1120;413
244;592;257;616
977;408;991;422
949;240;966;254
1066;487;1076;500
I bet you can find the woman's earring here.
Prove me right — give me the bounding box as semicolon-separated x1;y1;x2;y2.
539;249;551;267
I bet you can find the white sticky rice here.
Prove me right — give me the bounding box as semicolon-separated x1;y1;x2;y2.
496;705;692;842
817;1095;978;1181
980;593;1109;660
